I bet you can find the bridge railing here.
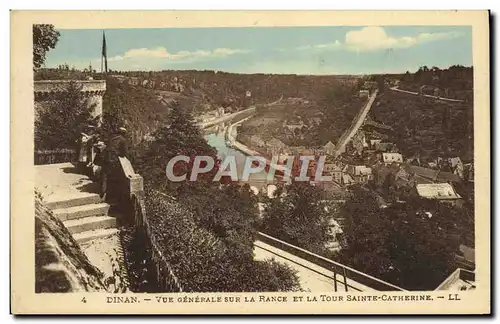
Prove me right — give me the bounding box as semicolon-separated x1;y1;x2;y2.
118;157;183;292
256;231;406;291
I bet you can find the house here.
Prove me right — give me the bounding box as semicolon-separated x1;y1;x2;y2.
323;163;343;183
374;142;393;152
435;268;475;291
382;153;403;165
415;183;462;206
285;123;306;132
404;165;462;184
449;157;464;179
352;131;368;155
323;141;336;155
464;163;474;182
363;81;378;91
128;77;140;86
341;173;356;186
346;165;373;184
359;89;370;98
373;163;400;187
370;139;382;149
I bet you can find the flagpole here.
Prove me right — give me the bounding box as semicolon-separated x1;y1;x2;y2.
101;30;104;74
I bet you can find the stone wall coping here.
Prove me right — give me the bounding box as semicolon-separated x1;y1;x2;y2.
34;80;106;93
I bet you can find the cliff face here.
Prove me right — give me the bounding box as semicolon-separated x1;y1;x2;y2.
35;192;107;292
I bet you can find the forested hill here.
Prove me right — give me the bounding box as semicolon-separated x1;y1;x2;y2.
389;65;473;102
109;70;362;107
95;71;363;145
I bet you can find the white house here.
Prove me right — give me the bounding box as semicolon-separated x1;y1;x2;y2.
382;152;403;165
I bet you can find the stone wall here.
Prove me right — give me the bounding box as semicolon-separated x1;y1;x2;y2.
34;80;106;121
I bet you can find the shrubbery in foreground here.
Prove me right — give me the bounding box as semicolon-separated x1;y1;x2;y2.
141;189;301;292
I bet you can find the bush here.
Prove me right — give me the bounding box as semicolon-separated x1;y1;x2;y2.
143;189;301;292
261;182;334;256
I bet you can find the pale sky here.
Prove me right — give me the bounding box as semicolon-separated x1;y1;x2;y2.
44;25;472;75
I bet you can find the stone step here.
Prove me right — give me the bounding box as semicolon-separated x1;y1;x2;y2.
53;203;110;222
73;228;120;244
64;215;116;234
45;192;102;210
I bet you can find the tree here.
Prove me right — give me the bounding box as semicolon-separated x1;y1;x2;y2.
338;187;394;278
33;24;60;70
135;100;221;190
101;76;169;146
261;181;334;254
176;182;260;260
339;188;471;290
141;175;301;292
35;81;96;150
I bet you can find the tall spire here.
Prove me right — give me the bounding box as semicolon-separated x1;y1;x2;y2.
101;30;108;74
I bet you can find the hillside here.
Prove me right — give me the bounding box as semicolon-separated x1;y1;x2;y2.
98;71;364;146
113;70;362;108
35;68;364;146
370;90;473;162
238;86;366;148
388;65;473;102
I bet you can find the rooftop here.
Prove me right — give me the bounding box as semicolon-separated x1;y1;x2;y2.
435;268;475;291
416;183;461;200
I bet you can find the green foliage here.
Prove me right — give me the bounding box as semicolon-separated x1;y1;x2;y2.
34;67;94;81
134;101;301;292
101;77;168;145
135;100;220;189
406;65;473;98
33;24;60;70
176;183;260;259
371;91;473;161
339;187;473;290
144;189;301;292
310;84;364;145
250;259;302;292
261;182;334;255
35;81;96;150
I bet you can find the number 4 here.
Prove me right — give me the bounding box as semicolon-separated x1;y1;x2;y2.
81;297;87;303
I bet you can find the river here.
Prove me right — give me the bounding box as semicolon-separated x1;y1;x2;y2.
204;126;270;188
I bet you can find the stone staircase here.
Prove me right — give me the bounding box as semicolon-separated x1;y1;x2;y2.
44;191;118;244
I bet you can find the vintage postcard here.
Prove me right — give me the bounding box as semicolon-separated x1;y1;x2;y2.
10;10;490;315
